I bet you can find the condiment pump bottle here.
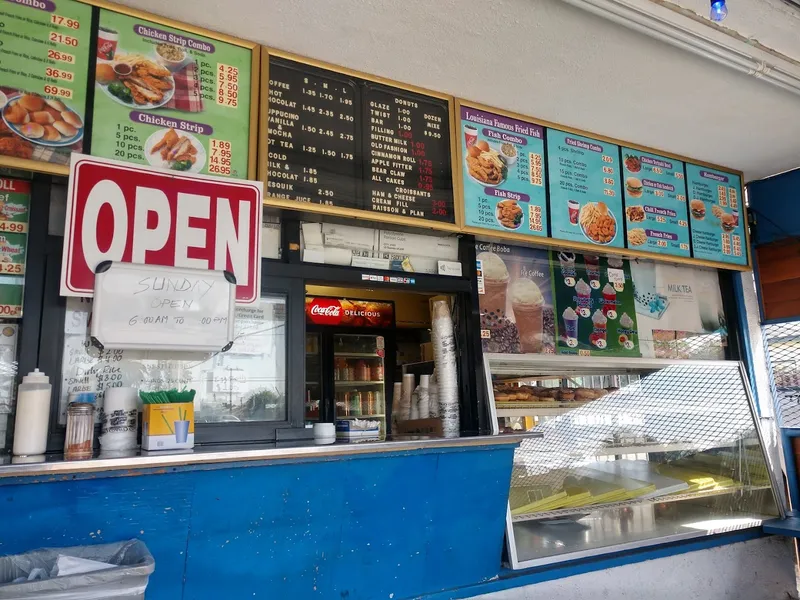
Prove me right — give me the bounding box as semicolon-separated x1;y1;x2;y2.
12;369;52;456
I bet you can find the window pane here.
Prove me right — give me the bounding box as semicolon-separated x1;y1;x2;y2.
60;295;287;425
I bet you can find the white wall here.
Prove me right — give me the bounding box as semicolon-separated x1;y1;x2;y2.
467;537;798;600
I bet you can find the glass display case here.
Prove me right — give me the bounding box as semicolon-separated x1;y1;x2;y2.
334;334;386;432
484;353;783;569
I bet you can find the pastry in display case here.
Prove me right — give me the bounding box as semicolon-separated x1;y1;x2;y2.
484;354;783;568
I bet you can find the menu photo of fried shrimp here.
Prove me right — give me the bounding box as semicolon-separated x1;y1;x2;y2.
466;139;507;187
579;201;617;245
144;127;206;173
628;228;647;246
626;205;645;223
496;199;523;230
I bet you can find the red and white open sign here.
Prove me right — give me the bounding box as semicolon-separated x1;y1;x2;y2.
61;155;262;303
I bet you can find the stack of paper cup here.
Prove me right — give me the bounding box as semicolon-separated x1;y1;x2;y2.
399;374;416;422
392;382;403;427
99;387;139;451
428;371;439;418
417;375;430;419
431;299;459;438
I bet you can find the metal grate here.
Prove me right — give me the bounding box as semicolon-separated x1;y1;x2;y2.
509;362;771;516
763;321;800;427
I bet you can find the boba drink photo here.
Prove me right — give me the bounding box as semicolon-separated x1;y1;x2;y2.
511;278;545;353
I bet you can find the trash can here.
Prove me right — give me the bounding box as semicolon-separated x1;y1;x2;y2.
0;539;154;599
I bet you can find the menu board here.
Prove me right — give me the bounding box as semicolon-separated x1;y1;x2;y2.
476;242;555;355
547;129;624;249
0;0;92;169
551;252;640;357
266;56;455;224
686;164;746;265
0;178;29;318
90;9;253;178
621;149;690;257
460;106;546;237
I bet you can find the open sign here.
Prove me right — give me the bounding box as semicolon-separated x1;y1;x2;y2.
61;155;262;303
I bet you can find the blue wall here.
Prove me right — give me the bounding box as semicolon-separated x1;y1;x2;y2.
0;444;515;600
748;169;800;245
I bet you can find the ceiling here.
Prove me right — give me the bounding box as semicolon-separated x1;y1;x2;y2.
118;0;800;182
668;0;800;61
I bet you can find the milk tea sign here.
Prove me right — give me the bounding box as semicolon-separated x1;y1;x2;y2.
61;155;262;303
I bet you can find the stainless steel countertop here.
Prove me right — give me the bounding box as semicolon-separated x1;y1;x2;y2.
0;434;531;479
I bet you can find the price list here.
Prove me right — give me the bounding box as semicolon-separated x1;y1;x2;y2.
363;86;453;222
685;164;746;265
0;0;91;169
621;148;690;257
266;56;455;224
547;129;624;249
266;58;360;208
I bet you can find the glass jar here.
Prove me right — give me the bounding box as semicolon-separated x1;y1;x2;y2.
64;402;95;460
372;362;384;382
356;360;369;382
362;391;375;416
349;391;362;416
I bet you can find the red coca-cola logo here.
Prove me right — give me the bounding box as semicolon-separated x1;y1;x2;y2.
307;298;343;325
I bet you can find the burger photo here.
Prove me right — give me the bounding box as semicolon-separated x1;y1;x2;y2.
690;199;706;220
625;177;643;198
720;213;736;232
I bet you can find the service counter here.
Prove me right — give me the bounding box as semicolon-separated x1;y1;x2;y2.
0;435;526;600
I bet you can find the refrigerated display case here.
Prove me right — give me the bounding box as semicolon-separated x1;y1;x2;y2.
483;353;783;569
304;297;395;436
333;334;387;432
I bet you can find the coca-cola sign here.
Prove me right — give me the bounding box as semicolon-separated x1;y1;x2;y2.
306;298;344;325
305;297;394;328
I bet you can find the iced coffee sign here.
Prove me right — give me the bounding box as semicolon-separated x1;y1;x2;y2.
60;154;262;302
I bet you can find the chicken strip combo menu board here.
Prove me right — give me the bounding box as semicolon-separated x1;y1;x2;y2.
621;148;690;257
547;129;624;249
686;164;746;266
0;0;92;169
266;56;455;224
461;106;547;237
90;9;253;178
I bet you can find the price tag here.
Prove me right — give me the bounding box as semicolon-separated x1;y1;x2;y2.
607;268;625;284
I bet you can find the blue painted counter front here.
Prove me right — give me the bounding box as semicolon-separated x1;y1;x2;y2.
0;442;516;599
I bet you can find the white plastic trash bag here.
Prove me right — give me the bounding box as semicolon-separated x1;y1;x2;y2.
0;540;154;599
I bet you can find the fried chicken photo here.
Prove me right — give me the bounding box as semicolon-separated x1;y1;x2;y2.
0;137;34;160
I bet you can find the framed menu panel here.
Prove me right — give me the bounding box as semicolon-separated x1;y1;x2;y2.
89;7;258;179
0;0;92;174
459;104;547;238
686;165;746;266
547;129;624;249
262;51;458;231
621;148;690;257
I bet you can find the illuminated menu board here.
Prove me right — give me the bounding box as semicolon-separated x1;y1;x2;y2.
547;129;624;249
266;56;455;224
686;164;746;265
621;148;690;257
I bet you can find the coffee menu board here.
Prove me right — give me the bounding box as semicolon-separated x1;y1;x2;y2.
686;164;746;266
265;55;455;225
90;8;255;178
0;0;92;172
547;129;624;249
460;105;547;237
621;148;690;257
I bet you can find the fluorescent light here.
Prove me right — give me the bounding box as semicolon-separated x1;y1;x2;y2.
559;0;800;97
